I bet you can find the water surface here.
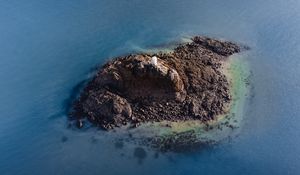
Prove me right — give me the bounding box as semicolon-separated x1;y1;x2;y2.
1;0;300;174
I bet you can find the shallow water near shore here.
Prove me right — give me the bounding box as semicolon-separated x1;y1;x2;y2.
1;0;300;174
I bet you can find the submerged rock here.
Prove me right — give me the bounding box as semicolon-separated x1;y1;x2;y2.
71;36;241;130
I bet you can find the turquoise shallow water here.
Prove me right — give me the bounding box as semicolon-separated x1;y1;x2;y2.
1;0;300;174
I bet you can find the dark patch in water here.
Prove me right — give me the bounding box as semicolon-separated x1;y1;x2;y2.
153;152;159;159
114;140;124;149
65;62;104;122
166;155;177;164
90;136;98;144
133;147;147;164
61;136;68;143
48;113;64;120
64;80;87;116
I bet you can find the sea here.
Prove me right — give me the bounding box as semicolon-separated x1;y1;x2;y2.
0;0;300;174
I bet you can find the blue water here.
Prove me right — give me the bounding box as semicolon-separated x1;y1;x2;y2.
1;0;300;174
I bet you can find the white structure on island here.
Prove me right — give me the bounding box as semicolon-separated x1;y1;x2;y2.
151;56;158;66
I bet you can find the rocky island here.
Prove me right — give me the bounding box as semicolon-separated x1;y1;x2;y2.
71;36;243;131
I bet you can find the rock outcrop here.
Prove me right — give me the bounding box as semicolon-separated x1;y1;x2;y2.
71;36;241;130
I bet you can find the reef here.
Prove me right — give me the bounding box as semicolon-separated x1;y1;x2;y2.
71;36;242;130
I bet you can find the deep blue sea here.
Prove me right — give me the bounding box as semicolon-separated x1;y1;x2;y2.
1;0;300;174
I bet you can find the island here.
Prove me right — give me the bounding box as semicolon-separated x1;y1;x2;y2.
71;36;245;132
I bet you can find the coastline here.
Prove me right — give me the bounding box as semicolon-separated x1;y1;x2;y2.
71;36;249;151
118;53;250;149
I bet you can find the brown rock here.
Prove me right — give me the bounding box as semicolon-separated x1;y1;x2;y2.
71;36;243;130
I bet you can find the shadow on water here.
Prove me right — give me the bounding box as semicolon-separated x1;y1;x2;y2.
89;136;98;144
133;147;147;165
153;152;160;159
63;62;102;117
63;79;87;115
61;136;68;143
48;79;89;122
114;140;124;149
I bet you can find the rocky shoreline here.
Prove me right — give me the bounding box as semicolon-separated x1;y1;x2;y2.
71;36;242;130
